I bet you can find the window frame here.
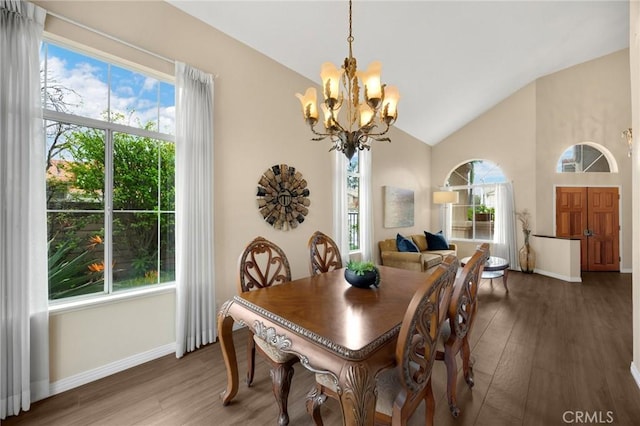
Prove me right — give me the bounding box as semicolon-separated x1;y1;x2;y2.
42;39;176;306
347;151;361;252
556;142;617;173
444;159;506;243
444;183;497;243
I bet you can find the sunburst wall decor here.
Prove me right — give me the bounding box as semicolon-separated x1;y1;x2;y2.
256;164;310;230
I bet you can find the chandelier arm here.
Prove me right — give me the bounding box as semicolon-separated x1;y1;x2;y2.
358;121;390;138
308;123;331;139
328;109;347;133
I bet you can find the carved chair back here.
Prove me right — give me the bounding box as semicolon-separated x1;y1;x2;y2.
394;255;458;406
237;236;292;294
448;243;490;342
308;231;343;276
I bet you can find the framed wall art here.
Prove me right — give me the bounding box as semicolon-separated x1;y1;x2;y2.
383;186;414;228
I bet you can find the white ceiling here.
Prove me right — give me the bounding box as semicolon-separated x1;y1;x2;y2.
167;0;629;146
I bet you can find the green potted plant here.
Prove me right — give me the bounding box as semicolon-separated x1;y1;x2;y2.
344;260;380;288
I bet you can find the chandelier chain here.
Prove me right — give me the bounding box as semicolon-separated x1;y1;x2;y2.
347;0;354;58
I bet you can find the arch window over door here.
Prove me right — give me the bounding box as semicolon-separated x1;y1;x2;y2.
557;143;616;173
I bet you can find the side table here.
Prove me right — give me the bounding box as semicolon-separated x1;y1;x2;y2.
460;255;510;292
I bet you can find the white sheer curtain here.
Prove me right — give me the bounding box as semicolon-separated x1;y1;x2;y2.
493;182;518;269
0;0;49;419
442;203;453;241
332;152;350;264
175;62;216;358
359;150;374;262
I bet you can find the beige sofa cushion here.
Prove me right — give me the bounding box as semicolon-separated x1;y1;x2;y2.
379;235;457;272
379;238;398;253
422;253;445;270
411;234;428;251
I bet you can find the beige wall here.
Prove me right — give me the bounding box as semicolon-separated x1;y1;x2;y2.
49;291;175;381
36;1;431;384
630;0;640;387
536;50;631;269
372;133;431;260
431;82;537;257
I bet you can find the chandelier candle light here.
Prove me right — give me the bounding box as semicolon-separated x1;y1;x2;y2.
295;0;400;160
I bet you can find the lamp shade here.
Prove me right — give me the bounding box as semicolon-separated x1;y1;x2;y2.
295;87;318;123
433;191;459;204
320;62;343;102
359;61;383;102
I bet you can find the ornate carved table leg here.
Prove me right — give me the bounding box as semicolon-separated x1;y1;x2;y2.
339;363;377;426
503;268;509;292
217;307;238;405
246;337;256;386
306;384;327;426
270;360;295;426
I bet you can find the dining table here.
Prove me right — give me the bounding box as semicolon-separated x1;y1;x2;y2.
217;265;436;426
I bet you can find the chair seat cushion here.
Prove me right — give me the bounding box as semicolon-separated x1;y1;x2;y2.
375;367;402;416
315;372;338;392
253;334;297;363
437;318;451;351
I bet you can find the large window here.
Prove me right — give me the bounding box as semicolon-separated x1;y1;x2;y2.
347;152;360;251
41;42;175;301
445;160;506;241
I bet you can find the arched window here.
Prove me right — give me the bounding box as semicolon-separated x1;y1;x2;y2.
444;160;507;241
556;143;617;173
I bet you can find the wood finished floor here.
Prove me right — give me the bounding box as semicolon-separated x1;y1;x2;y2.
4;271;640;425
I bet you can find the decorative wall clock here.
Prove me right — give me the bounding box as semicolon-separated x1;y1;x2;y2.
256;164;310;230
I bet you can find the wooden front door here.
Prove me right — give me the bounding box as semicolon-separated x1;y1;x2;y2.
556;187;619;271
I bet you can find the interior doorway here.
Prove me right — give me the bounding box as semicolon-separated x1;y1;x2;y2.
555;186;620;271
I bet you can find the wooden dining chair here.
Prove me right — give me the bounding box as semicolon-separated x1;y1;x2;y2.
306;255;459;426
308;230;343;276
237;236;297;426
436;243;490;417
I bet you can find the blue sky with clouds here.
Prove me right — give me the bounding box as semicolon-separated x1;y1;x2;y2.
41;42;175;135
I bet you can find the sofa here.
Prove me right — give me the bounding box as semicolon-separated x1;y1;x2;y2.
378;233;457;272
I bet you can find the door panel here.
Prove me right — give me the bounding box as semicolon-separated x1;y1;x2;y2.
555;187;588;270
587;187;619;271
555;187;619;272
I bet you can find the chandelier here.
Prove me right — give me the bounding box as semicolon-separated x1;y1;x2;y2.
295;0;400;160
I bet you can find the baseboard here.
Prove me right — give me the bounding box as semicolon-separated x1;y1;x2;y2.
534;269;582;283
620;268;633;273
631;362;640;391
49;342;176;396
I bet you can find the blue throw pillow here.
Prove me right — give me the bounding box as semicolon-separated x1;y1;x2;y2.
425;231;450;250
396;233;419;253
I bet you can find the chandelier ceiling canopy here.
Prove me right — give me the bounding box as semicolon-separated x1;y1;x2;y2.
296;0;400;160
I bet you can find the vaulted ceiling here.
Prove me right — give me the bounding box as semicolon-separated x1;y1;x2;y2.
167;1;629;145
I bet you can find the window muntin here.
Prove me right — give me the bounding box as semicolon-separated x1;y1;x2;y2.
347;153;360;251
42;41;175;301
445;160;506;242
557;144;611;172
